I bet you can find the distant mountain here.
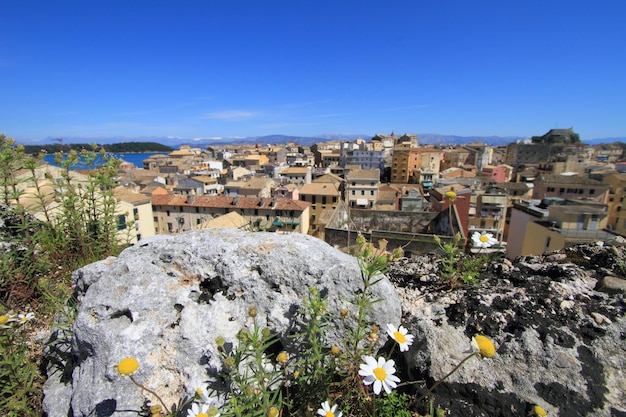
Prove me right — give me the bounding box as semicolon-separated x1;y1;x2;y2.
17;133;625;149
416;134;524;146
583;137;626;145
181;133;524;147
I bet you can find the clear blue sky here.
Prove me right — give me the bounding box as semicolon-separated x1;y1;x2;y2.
1;0;625;143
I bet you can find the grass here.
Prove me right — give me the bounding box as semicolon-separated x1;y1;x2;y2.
0;134;125;417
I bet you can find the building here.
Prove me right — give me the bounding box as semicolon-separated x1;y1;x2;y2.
280;166;311;185
151;194;310;234
298;182;342;236
532;174;610;203
224;177;277;198
468;191;508;244
598;172;626;236
390;147;444;189
506;199;616;259
345;169;380;208
399;186;426;212
339;147;385;172
113;186;155;244
481;165;508;183
463;143;493;171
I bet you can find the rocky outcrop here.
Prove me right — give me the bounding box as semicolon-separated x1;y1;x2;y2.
43;229;402;417
42;229;626;417
390;241;626;416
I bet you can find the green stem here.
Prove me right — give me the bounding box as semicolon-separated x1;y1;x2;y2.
410;352;479;408
129;375;171;414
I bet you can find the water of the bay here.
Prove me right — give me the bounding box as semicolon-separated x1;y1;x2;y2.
43;152;167;170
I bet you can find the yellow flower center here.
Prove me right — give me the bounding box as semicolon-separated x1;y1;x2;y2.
268;407;279;417
117;357;139;375
197;414;208;417
196;387;204;396
326;411;335;417
276;351;289;363
0;315;9;325
533;405;547;416
393;331;406;344
479;235;490;243
474;335;496;358
373;367;387;381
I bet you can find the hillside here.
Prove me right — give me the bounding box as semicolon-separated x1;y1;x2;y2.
23;141;173;155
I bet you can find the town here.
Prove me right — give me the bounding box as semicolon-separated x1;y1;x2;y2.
15;128;626;260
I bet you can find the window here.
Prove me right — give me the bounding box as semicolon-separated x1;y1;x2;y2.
559;188;565;193
117;215;127;230
133;208;138;216
589;189;595;195
547;187;555;192
370;190;374;196
351;190;355;196
166;210;171;216
322;196;327;204
361;190;365;196
167;223;173;232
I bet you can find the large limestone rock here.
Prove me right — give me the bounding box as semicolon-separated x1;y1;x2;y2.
43;229;402;417
390;242;626;417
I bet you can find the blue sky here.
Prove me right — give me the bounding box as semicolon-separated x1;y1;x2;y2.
1;1;625;143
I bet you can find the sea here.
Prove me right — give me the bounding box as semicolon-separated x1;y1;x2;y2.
43;152;168;170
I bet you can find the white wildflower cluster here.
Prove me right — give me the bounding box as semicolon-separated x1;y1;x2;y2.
188;382;220;417
356;323;415;395
0;312;34;329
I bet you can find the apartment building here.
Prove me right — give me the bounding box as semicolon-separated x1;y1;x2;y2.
339;148;385;172
298;182;341;235
532;174;610;203
345;169;380;208
280;166;311;185
598;172;626;235
113;186;155;244
506;199;615;259
390;147;444;189
152;194;310;234
467;192;507;244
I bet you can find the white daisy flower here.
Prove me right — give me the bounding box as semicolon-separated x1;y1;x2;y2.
386;323;415;352
358;356;400;395
195;382;210;404
0;313;16;326
317;400;342;417
18;312;35;323
187;402;209;417
471;232;498;248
